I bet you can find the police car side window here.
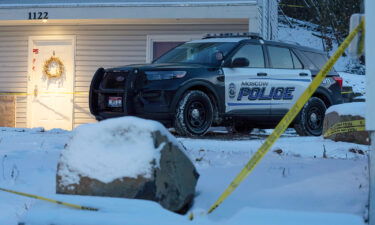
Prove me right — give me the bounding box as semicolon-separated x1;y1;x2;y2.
231;44;265;68
302;51;327;69
302;51;336;72
268;46;294;69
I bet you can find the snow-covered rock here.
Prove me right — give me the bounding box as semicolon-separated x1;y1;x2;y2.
326;102;365;117
56;116;199;214
323;103;369;145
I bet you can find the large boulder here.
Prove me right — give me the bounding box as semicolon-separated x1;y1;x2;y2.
323;102;369;145
56;117;199;214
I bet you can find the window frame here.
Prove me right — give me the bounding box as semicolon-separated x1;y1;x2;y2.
146;34;203;63
226;42;267;68
290;49;304;69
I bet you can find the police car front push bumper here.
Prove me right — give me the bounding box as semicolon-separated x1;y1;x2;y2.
89;68;176;124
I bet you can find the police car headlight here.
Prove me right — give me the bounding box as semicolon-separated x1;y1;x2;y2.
145;71;186;80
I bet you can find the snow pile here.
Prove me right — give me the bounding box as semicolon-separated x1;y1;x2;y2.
0;127;369;224
58;116;175;184
0;127;45;133
326;102;365;117
278;19;324;52
339;72;366;95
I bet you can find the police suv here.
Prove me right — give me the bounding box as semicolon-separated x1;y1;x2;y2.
89;33;343;136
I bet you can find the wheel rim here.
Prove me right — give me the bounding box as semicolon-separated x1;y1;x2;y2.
307;106;324;132
185;100;209;133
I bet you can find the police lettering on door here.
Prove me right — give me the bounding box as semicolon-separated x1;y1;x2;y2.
229;82;296;101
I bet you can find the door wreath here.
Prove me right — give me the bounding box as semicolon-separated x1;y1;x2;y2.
43;56;64;78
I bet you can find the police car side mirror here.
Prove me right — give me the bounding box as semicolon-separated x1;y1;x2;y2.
231;57;249;68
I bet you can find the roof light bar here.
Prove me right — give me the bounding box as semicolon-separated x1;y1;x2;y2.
203;32;262;39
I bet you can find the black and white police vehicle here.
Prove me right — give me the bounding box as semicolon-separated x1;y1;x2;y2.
89;33;343;136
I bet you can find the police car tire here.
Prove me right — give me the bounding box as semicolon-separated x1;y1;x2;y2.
294;97;327;136
174;90;213;136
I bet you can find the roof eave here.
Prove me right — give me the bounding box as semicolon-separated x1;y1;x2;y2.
0;1;258;9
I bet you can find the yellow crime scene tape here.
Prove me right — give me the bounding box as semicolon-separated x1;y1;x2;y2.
324;119;366;137
0;187;99;211
204;19;365;215
0;92;29;96
0;92;88;96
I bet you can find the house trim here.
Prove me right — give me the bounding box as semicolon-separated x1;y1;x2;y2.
0;1;258;8
0;5;259;21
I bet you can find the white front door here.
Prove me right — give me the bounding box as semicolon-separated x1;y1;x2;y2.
28;36;75;130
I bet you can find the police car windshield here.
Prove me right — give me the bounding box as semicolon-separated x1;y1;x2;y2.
153;42;236;65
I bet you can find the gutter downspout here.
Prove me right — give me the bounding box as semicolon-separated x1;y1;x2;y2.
366;0;375;224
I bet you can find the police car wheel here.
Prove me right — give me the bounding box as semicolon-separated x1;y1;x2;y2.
294;97;327;136
174;90;213;136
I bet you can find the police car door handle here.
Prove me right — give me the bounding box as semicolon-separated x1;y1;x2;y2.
257;72;268;76
299;72;309;76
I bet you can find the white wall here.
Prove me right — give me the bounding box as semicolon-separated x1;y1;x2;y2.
258;0;278;40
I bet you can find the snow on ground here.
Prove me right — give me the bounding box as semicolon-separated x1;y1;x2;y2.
326;102;365;117
278;19;324;51
339;72;366;95
0;127;369;225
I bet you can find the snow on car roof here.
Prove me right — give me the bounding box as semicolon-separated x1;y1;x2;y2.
189;38;248;43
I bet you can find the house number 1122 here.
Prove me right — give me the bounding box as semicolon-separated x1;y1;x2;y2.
28;12;48;20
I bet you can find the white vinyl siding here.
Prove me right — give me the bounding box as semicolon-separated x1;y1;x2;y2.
258;0;278;40
269;0;278;40
0;21;248;128
0;36;28;127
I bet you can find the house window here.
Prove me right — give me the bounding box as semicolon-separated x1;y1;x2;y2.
146;35;203;63
153;42;184;60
